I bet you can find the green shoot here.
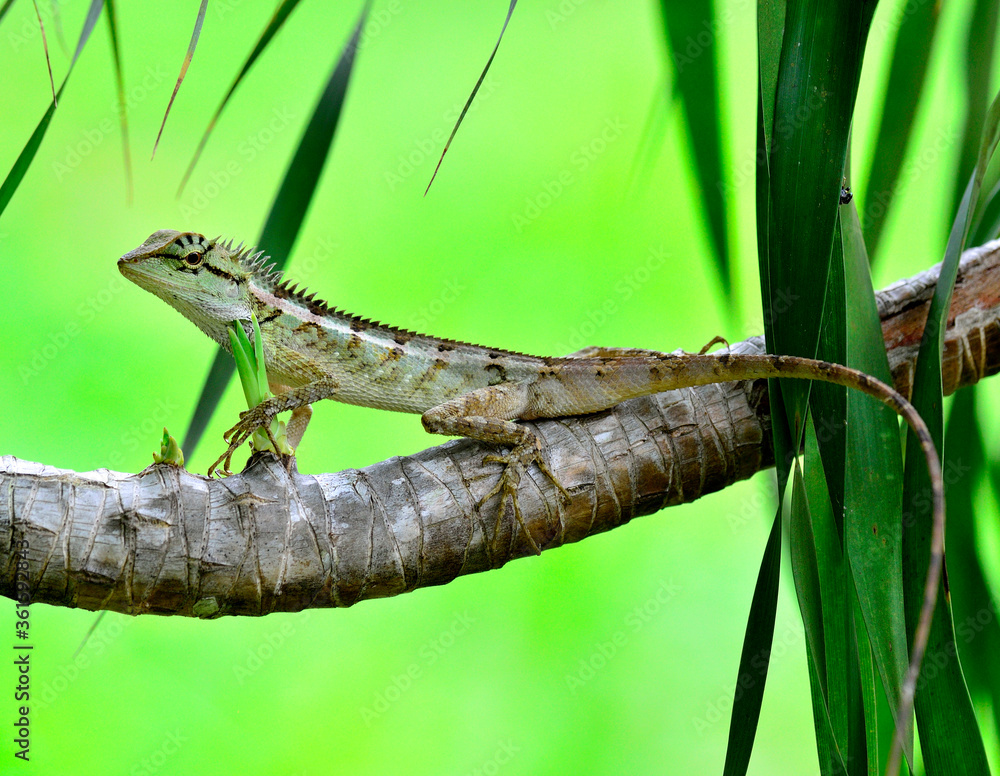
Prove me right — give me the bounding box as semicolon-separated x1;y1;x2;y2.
227;312;292;456
152;427;185;467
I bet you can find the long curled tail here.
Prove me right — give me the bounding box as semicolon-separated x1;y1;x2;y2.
640;350;942;772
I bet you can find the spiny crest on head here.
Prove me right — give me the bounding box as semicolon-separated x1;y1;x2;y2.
224;238;332;313
229;240;282;285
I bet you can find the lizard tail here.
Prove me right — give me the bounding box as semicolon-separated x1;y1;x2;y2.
669;351;941;772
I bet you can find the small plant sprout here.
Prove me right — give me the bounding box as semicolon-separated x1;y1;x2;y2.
227;311;292;460
152;428;185;467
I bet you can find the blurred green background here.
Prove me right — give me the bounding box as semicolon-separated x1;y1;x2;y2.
0;1;996;774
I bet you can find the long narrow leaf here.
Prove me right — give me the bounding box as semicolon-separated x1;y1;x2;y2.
182;4;369;459
0;0;103;220
843;214;911;759
861;0;940;261
946;388;1000;743
103;0;133;203
0;0;17;25
791;439;857;774
725;18;790;767
658;1;731;298
765;2;871;431
31;0;56;104
425;0;517;195
803;628;849;776
952;0;1000;219
894;91;1000;776
759;3;881;773
177;0;305;195
721;511;781;776
851;594;878;776
969;176;1000;245
152;0;208;159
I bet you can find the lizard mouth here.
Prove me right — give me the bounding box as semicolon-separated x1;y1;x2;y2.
117;254;139;277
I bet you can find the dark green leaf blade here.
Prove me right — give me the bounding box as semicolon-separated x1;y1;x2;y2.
177;0;305;196
896;91;1000;776
759;3;883;772
946;387;1000;743
825;202;911;766
764;1;871;436
721;511;781;776
0;0;103;220
850;595;878;776
657;1;731;297
103;0;133;203
182;4;369;459
793;428;829;700
755;0;790;495
0;0;17;25
951;0;999;219
152;0;208;159
860;0;941;262
756;0;785;156
969;176;1000;245
425;0;517;195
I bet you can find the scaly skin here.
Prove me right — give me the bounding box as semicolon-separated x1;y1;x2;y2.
119;230;942;740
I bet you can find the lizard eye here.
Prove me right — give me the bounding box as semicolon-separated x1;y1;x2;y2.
181;251;204;268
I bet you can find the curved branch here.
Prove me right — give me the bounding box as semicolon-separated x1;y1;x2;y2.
3;240;1000;616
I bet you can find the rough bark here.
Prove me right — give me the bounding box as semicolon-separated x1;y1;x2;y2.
3;240;1000;616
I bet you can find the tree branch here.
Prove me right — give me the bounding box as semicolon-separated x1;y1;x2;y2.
3;240;1000;616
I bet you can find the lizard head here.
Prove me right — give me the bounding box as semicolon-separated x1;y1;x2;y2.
119;230;258;345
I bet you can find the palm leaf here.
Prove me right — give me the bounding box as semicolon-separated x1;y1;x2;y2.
721;511;781;776
103;0;133;202
657;1;731;297
893;90;1000;776
425;0;517;195
860;0;940;261
0;0;103;219
151;0;208;159
31;0;56;104
177;0;307;195
945;388;1000;744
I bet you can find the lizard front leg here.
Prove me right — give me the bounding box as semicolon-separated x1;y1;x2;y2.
209;376;339;476
421;382;569;554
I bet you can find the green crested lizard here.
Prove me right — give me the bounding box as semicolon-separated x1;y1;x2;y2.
117;227;939;498
118;229;942;538
119;229;944;761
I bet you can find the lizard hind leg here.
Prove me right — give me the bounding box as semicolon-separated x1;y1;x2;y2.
422;383;569;555
270;382;313;449
696;335;730;355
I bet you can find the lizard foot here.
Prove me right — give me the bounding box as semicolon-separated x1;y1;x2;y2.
697;335;730;355
207;401;283;477
478;443;571;555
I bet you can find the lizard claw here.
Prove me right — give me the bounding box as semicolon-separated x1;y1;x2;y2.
206;403;281;478
478;443;571;555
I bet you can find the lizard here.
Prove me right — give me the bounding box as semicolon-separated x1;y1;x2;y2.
118;230;943;736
